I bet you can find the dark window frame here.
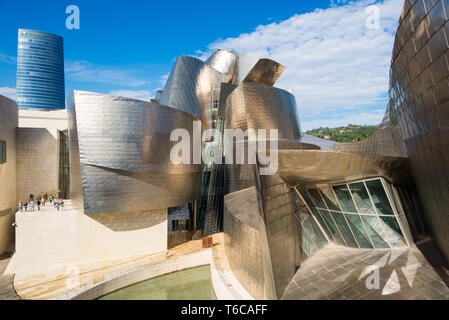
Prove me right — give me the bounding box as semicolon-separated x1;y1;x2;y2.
0;140;6;163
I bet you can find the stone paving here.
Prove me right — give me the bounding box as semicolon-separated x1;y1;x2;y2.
282;244;449;300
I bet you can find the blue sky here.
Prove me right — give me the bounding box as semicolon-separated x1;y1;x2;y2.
0;0;404;130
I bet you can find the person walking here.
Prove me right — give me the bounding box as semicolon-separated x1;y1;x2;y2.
60;199;64;211
37;199;41;211
18;201;23;212
30;200;35;212
24;201;28;212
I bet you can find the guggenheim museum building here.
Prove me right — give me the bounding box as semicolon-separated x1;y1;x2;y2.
1;0;449;300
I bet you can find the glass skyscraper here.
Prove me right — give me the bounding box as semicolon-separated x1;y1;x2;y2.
16;29;65;110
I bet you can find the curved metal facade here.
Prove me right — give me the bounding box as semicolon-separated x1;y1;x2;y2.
159;56;228;128
337;0;449;262
388;0;449;262
243;59;286;86
205;49;237;82
223;83;301;139
67;90;203;215
16;29;65;110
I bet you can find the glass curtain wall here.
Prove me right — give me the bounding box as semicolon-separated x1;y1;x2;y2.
58;130;69;199
295;177;413;250
291;189;329;262
196;98;226;236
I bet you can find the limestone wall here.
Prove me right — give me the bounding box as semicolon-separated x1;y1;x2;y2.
0;95;18;254
15;208;167;276
15;128;59;202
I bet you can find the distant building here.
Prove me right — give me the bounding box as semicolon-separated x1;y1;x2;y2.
16;29;65;110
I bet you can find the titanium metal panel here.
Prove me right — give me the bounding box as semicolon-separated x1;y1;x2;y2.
205;49;237;82
243;59;286;86
67;90;203;215
232;51;260;84
159;56;228;128
223;82;301;140
277;150;411;186
243;83;301;139
338;0;449;262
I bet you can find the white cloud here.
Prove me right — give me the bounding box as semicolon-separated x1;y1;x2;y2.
202;0;403;129
65;60;149;87
108;89;154;101
0;87;16;101
0;52;16;64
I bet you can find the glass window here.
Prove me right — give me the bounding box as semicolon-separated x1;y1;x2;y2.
320;210;346;245
296;219;318;258
291;190;302;213
361;216;389;248
349;182;376;214
330;212;358;248
0;140;6;163
299;189;314;208
212;100;218;110
345;214;373;248
319;186;341;211
302;215;328;249
308;189;326;209
333;185;357;212
312;208;334;242
365;179;394;215
294;179;411;252
379;216;406;247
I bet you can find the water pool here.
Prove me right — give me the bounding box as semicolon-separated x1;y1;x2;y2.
98;265;217;300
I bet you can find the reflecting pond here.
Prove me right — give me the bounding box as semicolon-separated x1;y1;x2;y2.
99;265;217;300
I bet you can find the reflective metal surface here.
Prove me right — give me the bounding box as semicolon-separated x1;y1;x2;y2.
205;49;237;82
276;150;411;186
337;0;449;262
67;90;203;214
243;59;286;86
58;11;449;299
232;51;260;84
159;56;228;128
223;83;301;139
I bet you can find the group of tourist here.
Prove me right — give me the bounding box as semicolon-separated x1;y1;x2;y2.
18;193;64;212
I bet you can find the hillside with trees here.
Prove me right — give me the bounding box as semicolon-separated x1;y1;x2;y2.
305;124;379;143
